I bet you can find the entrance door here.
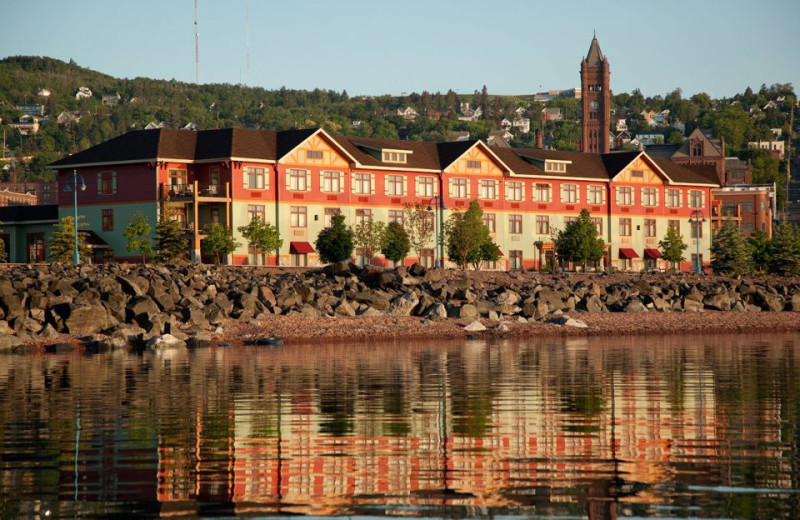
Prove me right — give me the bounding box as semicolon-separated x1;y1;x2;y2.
26;232;45;262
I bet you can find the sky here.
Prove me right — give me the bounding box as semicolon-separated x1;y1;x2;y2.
2;0;798;100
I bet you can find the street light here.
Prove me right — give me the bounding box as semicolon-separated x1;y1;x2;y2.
63;169;86;264
688;209;706;274
426;195;447;268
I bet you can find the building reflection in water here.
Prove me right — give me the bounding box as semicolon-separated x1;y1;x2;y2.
0;333;799;518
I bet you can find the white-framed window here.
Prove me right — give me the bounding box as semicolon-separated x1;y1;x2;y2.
451;178;469;199
689;190;704;209
287;169;309;191
386;174;406;196
479;179;498;200
353;173;374;195
641;187;657;206
417;176;436;198
561;184;578;204
388;209;404;225
245;167;265;190
535;183;551;203
322;171;342;193
247;204;265;222
506;181;524;202
290;206;307;227
355;208;372;225
536;215;549;234
509;214;522;234
619;217;632;236
544;161;567;173
617;186;633;206
482;213;496;233
667;189;682;208
645;218;656;237
382;150;408;163
588;185;604;205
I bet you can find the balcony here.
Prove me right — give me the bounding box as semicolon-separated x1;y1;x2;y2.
160;181;230;201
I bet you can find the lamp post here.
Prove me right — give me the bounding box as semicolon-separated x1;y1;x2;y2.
688;209;706;273
426;195;447;268
63;169;86;264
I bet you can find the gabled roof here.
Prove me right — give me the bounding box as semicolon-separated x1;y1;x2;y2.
332;135;443;171
48;129;173;167
652;158;719;185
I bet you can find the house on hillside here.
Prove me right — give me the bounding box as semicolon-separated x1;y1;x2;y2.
16;104;45;117
396;107;418;121
102;92;121;106
37;88;51;97
57;111;83;125
75;86;93;100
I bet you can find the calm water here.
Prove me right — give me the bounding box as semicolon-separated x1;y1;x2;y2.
1;334;800;519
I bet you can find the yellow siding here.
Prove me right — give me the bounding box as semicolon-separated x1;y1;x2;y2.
282;134;350;167
445;146;504;176
616;157;664;184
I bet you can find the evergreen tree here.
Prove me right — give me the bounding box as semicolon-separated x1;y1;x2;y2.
352;217;386;266
315;214;354;264
746;229;771;273
155;208;189;264
48;215;91;263
237;216;283;265
123;211;153;263
711;219;752;275
553;209;605;271
381;221;411;264
201;222;240;265
659;225;688;271
769;223;800;275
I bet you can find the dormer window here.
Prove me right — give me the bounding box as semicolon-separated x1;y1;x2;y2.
692;142;703;157
544;161;567;173
382;150;409;163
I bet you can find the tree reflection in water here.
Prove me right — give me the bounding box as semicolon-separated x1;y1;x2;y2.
0;334;799;518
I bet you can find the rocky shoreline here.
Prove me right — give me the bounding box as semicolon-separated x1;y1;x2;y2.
0;262;799;351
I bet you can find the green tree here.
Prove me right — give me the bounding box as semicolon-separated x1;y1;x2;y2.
747;229;771;273
444;200;493;270
201;222;240;265
769;223;800;275
237;216;283;265
550;121;581;151
552;209;605;271
353;216;386;266
381;221;411;264
315;214;354;264
155;208;189;264
49;215;91;263
123;211;153;263
403;203;435;261
711;219;752;275
658;225;688;271
710;103;750;152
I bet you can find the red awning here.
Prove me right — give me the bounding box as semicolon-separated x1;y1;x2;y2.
644;248;662;259
618;248;639;259
290;241;315;254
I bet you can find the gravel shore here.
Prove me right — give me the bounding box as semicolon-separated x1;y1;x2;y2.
223;310;800;345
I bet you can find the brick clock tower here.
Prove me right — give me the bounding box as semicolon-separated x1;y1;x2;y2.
580;35;611;153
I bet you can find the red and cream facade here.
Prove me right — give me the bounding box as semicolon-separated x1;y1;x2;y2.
48;127;718;271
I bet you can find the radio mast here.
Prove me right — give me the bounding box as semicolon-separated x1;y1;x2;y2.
194;0;199;84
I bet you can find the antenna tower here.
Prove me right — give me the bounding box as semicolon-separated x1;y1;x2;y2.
194;0;199;84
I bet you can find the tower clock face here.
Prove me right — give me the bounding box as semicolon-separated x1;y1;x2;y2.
590;100;599;110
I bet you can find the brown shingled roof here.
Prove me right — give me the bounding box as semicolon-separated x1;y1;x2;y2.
651;158;719;185
332;135;443;170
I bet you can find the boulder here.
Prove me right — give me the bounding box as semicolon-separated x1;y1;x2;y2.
463;320;487;332
147;334;187;349
426;303;448;320
0;334;24;351
388;292;420;316
65;304;109;335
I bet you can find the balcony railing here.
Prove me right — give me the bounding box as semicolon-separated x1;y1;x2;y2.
160;181;229;200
